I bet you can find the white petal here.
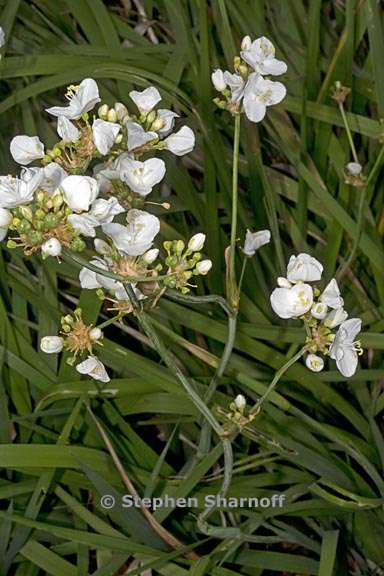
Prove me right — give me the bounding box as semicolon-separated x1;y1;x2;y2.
10;135;45;165
305;354;324;373
259;58;288;76
270;284;313;318
60;175;99;212
126;122;157;151
40;336;64;354
41;238;62;258
129;86;161;114
76;356;110;383
223;71;245;102
57;116;80;143
68;213;99;237
155;109;179;136
243;98;266;123
324;308;348;328
211;69;226;92
339;318;362;342
286;253;323;283
102;209;160;256
120;157;166;196
0;207;12;228
89;197;125;224
335;347;359;378
46;78;100;119
92;119;121;155
320;278;344;309
243;229;270;256
79;266;102;289
164;126;195;156
40;163;68;194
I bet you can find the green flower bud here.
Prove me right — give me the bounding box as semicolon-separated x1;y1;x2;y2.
35;209;46;220
11;217;21;228
19;206;33;221
36;190;46;204
6;239;18;249
146;110;157;124
27;230;43;246
18;220;32;234
43;213;58;229
71;237;86;252
175;240;185;256
163;241;172;252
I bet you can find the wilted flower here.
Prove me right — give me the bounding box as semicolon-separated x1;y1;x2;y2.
346;162;362;176
46;78;100;120
243;229;271;256
129;87;162;115
89;197;125;224
76;356;110;383
223;71;245;103
10;135;45;166
324;307;348;329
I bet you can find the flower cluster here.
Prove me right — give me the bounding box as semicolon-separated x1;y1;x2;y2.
40;308;110;383
270;253;363;377
0;78;210;383
211;36;287;122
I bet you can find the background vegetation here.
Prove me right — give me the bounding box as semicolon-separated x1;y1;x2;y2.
1;0;384;574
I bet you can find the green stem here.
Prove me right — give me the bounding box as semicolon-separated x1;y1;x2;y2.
250;346;307;414
63;251;173;284
336;144;384;282
237;258;248;294
227;113;241;308
338;102;359;163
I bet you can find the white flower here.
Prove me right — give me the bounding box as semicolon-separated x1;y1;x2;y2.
243;229;271;256
129;86;161;115
89;197;124;224
46;78;101;120
196;260;212;275
60;175;99;212
126;122;157;152
320;279;344;309
102;209;160;256
234;394;246;410
163;126;195;156
92;119;121;155
39;163;68;194
142;248;159;264
324;307;348;329
119;157;166;196
155;109;179;136
57;116;80;143
223;71;245;102
211;69;227;92
270;283;313;319
240;36;287;76
67;213;99;237
305;354;324;373
0;169;43;208
10;135;45;165
188;233;206;252
79;258;127;300
329;318;362;377
0;26;5;48
243;73;286;123
346;162;362;176
286;253;323;283
311;302;328;320
41;238;62;258
76;356;110;383
40;336;64;354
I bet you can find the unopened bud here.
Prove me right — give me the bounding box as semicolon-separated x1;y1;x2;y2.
234;394;246;410
195;259;212;275
98;104;109;119
107;109;117;122
188;233;206;252
305;354;324;373
277;277;292;288
41;237;62;258
143;248;159;264
89;327;102;341
40;336;64;354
